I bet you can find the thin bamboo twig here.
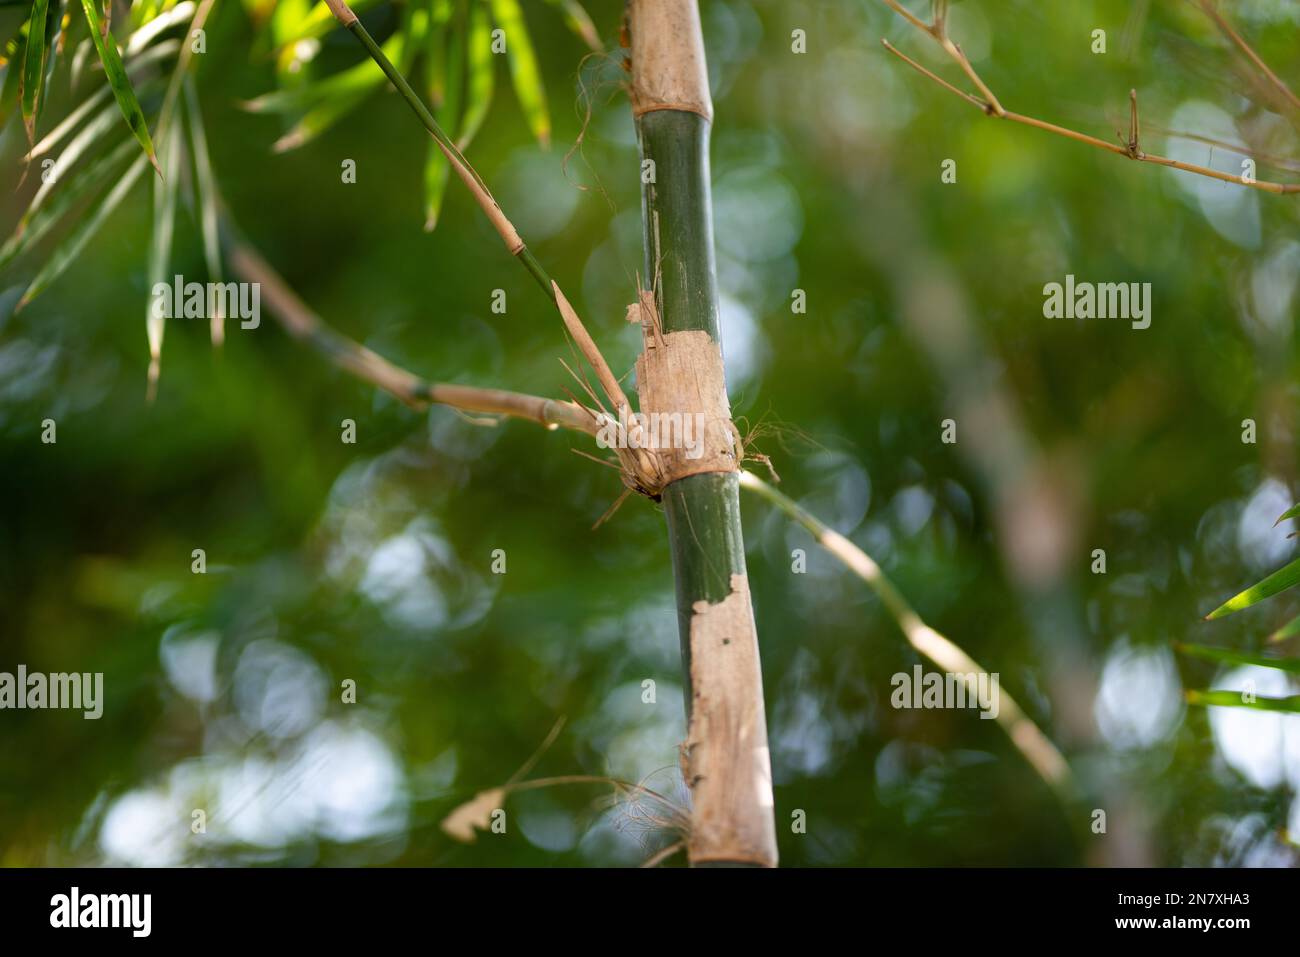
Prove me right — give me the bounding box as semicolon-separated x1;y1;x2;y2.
321;0;636;426
1151;127;1300;173
879;3;1300;195
738;470;1075;802
880;0;1003;114
222;230;598;436
1195;0;1300;115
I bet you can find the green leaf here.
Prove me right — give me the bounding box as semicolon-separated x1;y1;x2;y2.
1276;504;1300;526
21;0;52;142
121;2;197;62
1174;642;1300;674
23;87;160;226
79;0;160;174
424;0;464;231
426;0;453;107
26;38;178;163
270;0;382;50
544;0;601;51
130;0;161;31
0;136;137;274
489;0;549;147
1269;614;1300;644
458;0;493;150
264;28;409;151
16;150;150;310
1185;689;1300;713
146;119;183;399
1205;554;1300;620
183;76;224;345
0;31;28;131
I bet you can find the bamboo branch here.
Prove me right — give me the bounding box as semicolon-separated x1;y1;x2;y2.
738;470;1075;802
1195;0;1300;115
879;2;1300;194
322;0;664;487
222;229;598;436
321;3;634;412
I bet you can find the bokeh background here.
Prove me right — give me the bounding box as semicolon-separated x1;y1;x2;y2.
2;0;1300;866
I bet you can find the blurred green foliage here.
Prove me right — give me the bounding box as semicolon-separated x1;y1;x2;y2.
2;0;1300;867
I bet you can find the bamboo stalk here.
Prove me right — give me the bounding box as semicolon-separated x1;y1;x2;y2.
738;471;1075;802
629;0;778;868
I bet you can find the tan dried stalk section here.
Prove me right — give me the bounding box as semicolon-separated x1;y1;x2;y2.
626;0;713;121
628;0;776;867
683;574;777;866
633;328;738;485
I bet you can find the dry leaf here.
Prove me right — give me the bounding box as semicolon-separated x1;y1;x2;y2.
441;787;506;843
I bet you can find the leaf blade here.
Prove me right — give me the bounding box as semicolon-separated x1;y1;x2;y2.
424;0;464;231
146;118;183;399
184;75;224;346
1269;614;1300;644
79;0;160;174
489;0;549;147
16;151;150;310
1174;642;1300;674
545;0;601;52
458;0;494;150
1185;690;1300;713
21;0;52;142
0;135;137;274
1205;555;1300;620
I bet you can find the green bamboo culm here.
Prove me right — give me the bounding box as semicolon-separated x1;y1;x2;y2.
638;111;741;633
630;0;778;867
329;0;778;866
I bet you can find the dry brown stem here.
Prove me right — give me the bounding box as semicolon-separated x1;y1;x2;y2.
879;1;1300;194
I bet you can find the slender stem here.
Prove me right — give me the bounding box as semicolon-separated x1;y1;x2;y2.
222;226;597;436
738;471;1075;802
324;1;636;430
1196;0;1300;115
879;3;1300;195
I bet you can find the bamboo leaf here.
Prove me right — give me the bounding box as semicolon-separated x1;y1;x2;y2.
15;150;150;310
458;0;493;150
1269;614;1300;644
1276;503;1300;526
265;28;408;151
183;75;223;346
544;0;601;52
146;119;183;399
270;0;381;50
23;85;161;226
79;0;160;174
271;89;372;152
441;787;505;843
426;0;453;107
1205;555;1300;620
69;34;94;88
123;1;194;56
26;38;177;162
424;0;464;231
489;0;549;147
1174;642;1300;674
22;0;52;142
53;6;75;63
1185;689;1300;712
0;135;137;273
0;31;27;131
